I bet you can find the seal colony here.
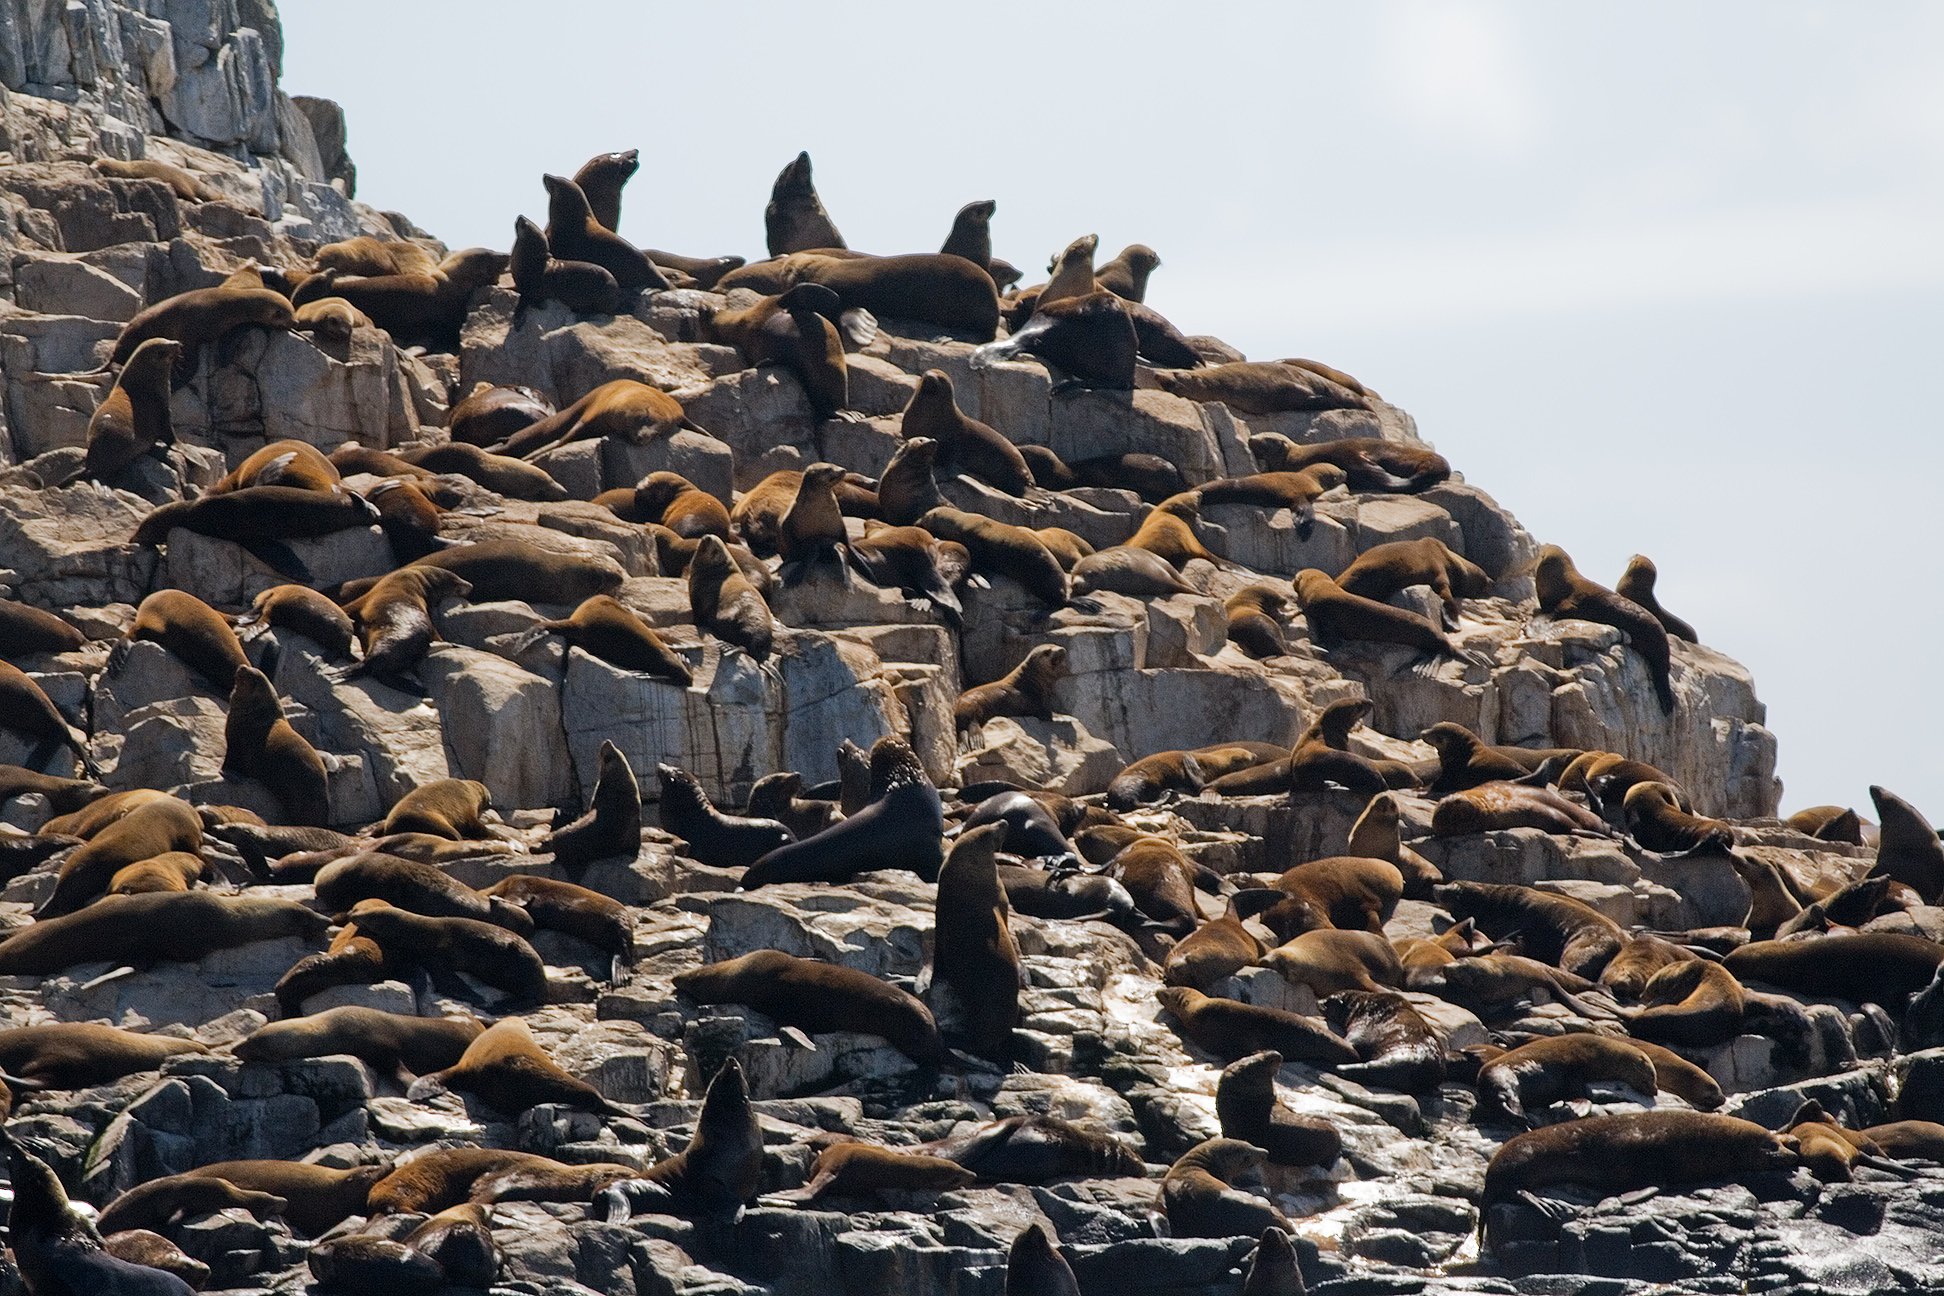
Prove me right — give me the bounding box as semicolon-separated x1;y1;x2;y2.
0;14;1926;1294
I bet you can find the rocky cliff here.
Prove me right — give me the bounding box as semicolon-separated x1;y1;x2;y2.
1;5;1940;1296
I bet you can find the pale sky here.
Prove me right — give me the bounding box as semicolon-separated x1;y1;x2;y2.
281;2;1944;816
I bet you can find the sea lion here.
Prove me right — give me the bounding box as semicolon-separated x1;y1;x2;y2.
341;566;472;685
1533;544;1675;713
1261;929;1405;996
540;739;642;877
1291;568;1459;659
1630;957;1746;1045
741;736;944;886
291;294;369;343
596;1058;762;1218
569;148;639;232
1623;781;1736;855
1006;1223;1081;1296
971;291;1137;389
1615;554;1698;643
1095;243;1161;301
657;762;793;869
601;471;732;541
1102;836;1202;936
447;383;556;448
1723;933;1944;1007
745;772;840;840
777;461;849;577
339;898;545;1001
1264;857;1406;937
481;875;631;959
404;1202;499;1288
222;666;329;827
955;645;1066;733
1250;433;1447;493
1433;881;1626;978
1627;1040;1725;1110
365;476;453;563
367;1148;627;1215
962;791;1078;862
80;337;181;483
235;1006;481;1080
1556;752;1682;813
183;1161;388;1236
125;590;250;694
918;506;1069;605
273;915;393;1014
1164;891;1280;990
292;248;506;350
1321;989;1445;1091
108;282;295;371
94;156;226;202
104;850;205;897
313;852;529;933
929;822;1022;1062
209;440;342;495
1106;743;1285;810
1346;790;1439;894
1067;451;1189;501
38;794;202;918
409;1016;621;1116
849;525;968;625
375;778;498;841
515;595;691;684
1212;699;1393;798
1224;585;1291;658
1070;545;1199;598
765;151;846;256
689;534;775;660
510;213;620;315
1037;233;1100;308
1337;538;1490;629
902;370;1032;495
676;949;946;1065
1157;986;1358;1065
1200;467;1347;539
1479;1111;1794;1246
876;436;948;525
916;1113;1143;1182
1216;1050;1344;1167
0;663;89;774
93;1174;287;1237
1474;1034;1661;1126
0;891;326;976
705;283;851;418
131;485;380;549
765;1142;976;1206
1434;782;1616;838
234;584;355;657
1153;361;1367;414
541;174;668;293
314;237;439;277
723;251;998;338
1161;1138;1291;1239
1867;785;1944;901
397;441;567;501
2;1130;197;1295
368;538;623;608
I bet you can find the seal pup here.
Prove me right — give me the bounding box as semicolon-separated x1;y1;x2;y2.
657;763;793;869
1533;544;1675;712
742;736;944;885
927;822;1023;1062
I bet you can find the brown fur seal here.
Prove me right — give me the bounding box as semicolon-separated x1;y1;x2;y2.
102;848;204;898
235;584;356;657
273;917;391;1015
1033;526;1092;571
1597;933;1694;997
705;283;851;418
94;156;225;202
94;1174;286;1236
1615;554;1698;643
222;665;329;826
349;472;450;559
343;899;547;1003
1347;790;1440;894
293;248;506;350
1070;544;1198;598
409;1015;621;1116
397;441;567;501
1251;433;1448;493
914;1113;1142;1183
1867;785;1944;901
1100;836;1202;936
502;381;688;461
1224;585;1291;658
1786;804;1865;845
0;891;326;976
342;566;472;686
902;370;1032;495
125;589;250;693
1217;1050;1343;1167
447;383;556;447
1321;989;1446;1091
2;1130;199;1295
376;778;498;840
1433;781;1616;838
1474;1034;1661;1126
1154;361;1367;414
292;294;370;343
131;484;380;548
596;1057;762;1217
367;1147;629;1215
765;1143;977;1204
850;524;969;625
766;151;846;255
81;337;180;482
1534;544;1674;713
0;1023;206;1092
314;237;438;277
1421;722;1532;793
0;600;85;658
955;644;1065;733
182;1161;387;1236
1263;857;1406;938
307;1234;444;1290
1161;1138;1291;1239
724;251;999;338
1724;932;1944;1007
1200;467;1347;539
99;1230;208;1288
313;852;530;932
1096;243;1161;302
1630;957;1746;1045
1338;538;1490;630
746;772;840;840
0;764;104;815
876;436;948;526
1433;881;1625;978
1164;891;1279;990
730;466;873;556
741;736;944;885
39;794;203;917
657;762;794;870
39;788;167;838
235;1006;481;1079
1124;494;1230;571
1262;929;1405;996
929;822;1023;1062
1292;568;1459;659
481;875;631;958
689;534;775;660
511;214;620;315
918;506;1069;605
108;282;295;370
1211;699;1393;798
777;461;849;575
675;949;946;1064
546;739;642;876
1480;1111;1793;1245
1623;781;1735;855
1107;743;1286;810
971;291;1137;389
1006;1223;1081;1296
372;538;624;606
1626;1040;1725;1110
1156;986;1358;1065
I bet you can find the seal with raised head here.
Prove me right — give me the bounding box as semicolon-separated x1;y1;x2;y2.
741;736;945;886
596;1057;762;1219
510;213;620;315
1867;784;1944;902
1534;544;1674;713
1217;1050;1344;1167
1420;722;1531;794
1164;890;1279;990
955;644;1065;733
676;949;946;1065
902;369;1032;495
81;337;181;483
765;151;846;256
929;822;1022;1062
876;436;948;525
689;534;776;661
1005;1223;1081;1296
2;1129;198;1295
293;247;507;350
546;739;642;876
542;174;668;293
222;665;329;827
655;762;794;869
1096;243;1161;302
1161;1138;1291;1239
777;461;850;578
1615;554;1698;643
705;283;852;418
409;1015;623;1116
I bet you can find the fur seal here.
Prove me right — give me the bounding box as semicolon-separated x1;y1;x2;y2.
723;251;999;338
105;850;203;898
374;778;498;841
447;383;556;447
1291;569;1459;659
94;156;226;202
902;370;1032;495
1623;781;1735;855
98;1231;208;1289
517;595;691;684
293;248;506;350
596;1057;762;1218
1161;1138;1291;1239
1124;494;1234;571
676;949;946;1065
306;1235;444;1292
656;762;793;869
314;852;530;932
765;151;846;256
274;917;392;1014
546;740;642;875
209;440;341;494
1346;790;1440;894
235;1006;481;1079
1433;781;1616;838
766;1143;976;1204
1164;891;1279;990
1211;698;1393;798
955;644;1065;733
235;584;355;657
1421;722;1532;794
1224;585;1291;658
511;213;619;315
689;534;775;660
1106;743;1285;810
1216;1050;1344;1167
108;282;295;371
1434;881;1625;978
1153;361;1367;414
292;294;369;343
0;1024;206;1093
1724;932;1944;1007
1615;554;1698;643
1321;989;1445;1090
778;462;849;576
94;1174;286;1237
0;891;326;976
876;436;948;525
314;237;438;277
918;507;1069;605
1630;957;1746;1045
39;791;203;917
409;1015;621;1116
1095;243;1161;301
1250;433;1447;493
1102;836;1202;936
222;665;328;826
1534;544;1674;712
1157;986;1358;1065
1337;538;1490;630
1200;467;1347;539
971;291;1137;389
1627;1040;1725;1110
541;172;668;292
368;1148;631;1215
81;337;181;483
1006;1223;1081;1296
1262;929;1405;996
397;441;567;500
183;1161;387;1236
917;1113;1142;1182
1473;1034;1659;1126
929;822;1023;1061
342;566;472;686
1264;857;1406;938
565;149;743;285
0;764;104;816
1070;545;1198;598
850;524;968;625
2;1130;197;1295
705;283;851;418
746;772;839;840
0;663;90;772
1786;804;1865;845
506;382;687;461
125;590;250;694
481;875;631;958
131;484;380;549
1867;785;1944;901
370;539;624;606
742;736;945;885
342;900;547;1003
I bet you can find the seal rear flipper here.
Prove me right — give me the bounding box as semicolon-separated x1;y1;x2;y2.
1515;1189;1584;1229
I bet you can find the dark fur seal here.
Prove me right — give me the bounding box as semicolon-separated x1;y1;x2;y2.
1157;986;1358;1066
850;524;968;625
1162;1138;1291;1239
1473;1034;1658;1127
971;291;1136;389
1291;568;1459;659
235;1006;482;1079
955;644;1065;732
293;248;507;351
1615;554;1698;643
0;891;325;976
705;283;851;418
1431;782;1615;838
39;792;202;918
657;762;793;869
917;507;1069;605
2;1129;197;1295
126;590;249;693
235;584;356;657
765;151;846;256
343;899;547;1004
1867;785;1944;902
902;369;1032;495
548;740;642;874
1320;989;1446;1091
741;737;944;886
447;383;555;447
676;949;946;1065
223;665;329;826
1534;544;1674;713
1723;932;1944;1007
1006;1223;1081;1296
1218;1050;1343;1167
689;534;775;661
131;485;380;549
1433;881;1625;979
597;1058;762;1218
342;566;472;686
409;1016;622;1116
481;875;631;958
929;821;1022;1062
919;1113;1143;1182
511;213;619;315
876;436;947;525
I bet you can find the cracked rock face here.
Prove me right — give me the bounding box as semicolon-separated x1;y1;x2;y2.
5;4;1936;1296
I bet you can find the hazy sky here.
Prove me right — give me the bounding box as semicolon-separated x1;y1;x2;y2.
282;2;1944;815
